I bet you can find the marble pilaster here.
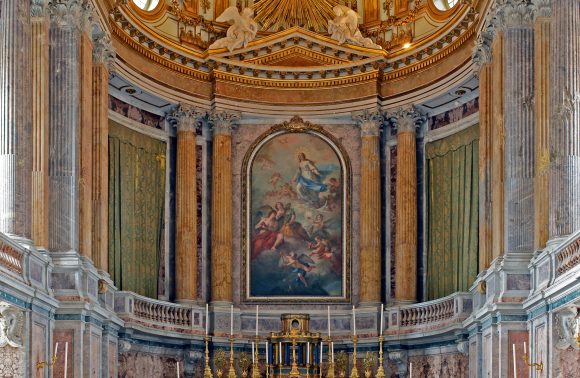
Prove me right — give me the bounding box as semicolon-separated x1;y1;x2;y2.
533;0;551;250
0;0;32;238
500;0;536;255
549;0;580;238
47;0;90;252
353;110;382;304
388;107;425;303
92;32;114;270
172;104;204;303
210;111;239;303
31;0;50;248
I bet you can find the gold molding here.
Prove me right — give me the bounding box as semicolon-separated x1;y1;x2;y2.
245;45;350;66
240;116;352;304
128;0;166;21
425;0;461;21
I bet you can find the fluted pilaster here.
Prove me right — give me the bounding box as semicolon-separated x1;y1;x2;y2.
92;32;114;269
549;0;580;238
0;0;32;237
353;110;382;304
389;107;425;303
210;111;239;302
533;0;551;249
171;104;204;302
47;0;91;252
31;0;50;247
500;0;535;254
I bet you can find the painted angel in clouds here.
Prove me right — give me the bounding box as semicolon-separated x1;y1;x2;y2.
209;6;259;52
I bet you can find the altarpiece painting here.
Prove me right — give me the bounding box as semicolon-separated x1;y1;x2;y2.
243;118;350;302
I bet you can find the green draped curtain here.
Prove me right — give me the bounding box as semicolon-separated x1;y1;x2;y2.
108;121;166;298
426;125;479;300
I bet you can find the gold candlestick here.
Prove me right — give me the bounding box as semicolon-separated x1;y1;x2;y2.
523;353;544;373
349;336;359;378
375;335;385;378
289;330;301;378
252;336;261;378
205;336;214;378
326;337;335;378
228;338;237;378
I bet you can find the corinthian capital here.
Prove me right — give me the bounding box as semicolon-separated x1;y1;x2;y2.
49;0;93;31
353;109;382;137
385;106;426;134
496;0;535;28
31;0;47;17
92;32;116;69
209;111;240;135
532;0;551;18
472;26;495;72
168;104;205;133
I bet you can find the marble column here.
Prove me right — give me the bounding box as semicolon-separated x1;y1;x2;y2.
533;0;551;250
390;107;424;303
47;0;91;252
210;111;239;303
354;110;382;304
549;0;580;238
173;105;203;303
0;0;32;238
92;33;114;270
501;2;535;255
473;28;494;270
31;0;50;247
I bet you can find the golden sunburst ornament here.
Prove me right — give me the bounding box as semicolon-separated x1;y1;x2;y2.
253;0;339;32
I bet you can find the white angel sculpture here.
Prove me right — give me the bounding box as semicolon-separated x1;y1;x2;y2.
328;5;382;50
209;6;259;52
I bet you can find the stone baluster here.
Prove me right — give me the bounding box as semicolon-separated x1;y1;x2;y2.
549;0;580;238
92;32;114;270
210;111;239;303
47;0;92;252
388;107;425;303
532;0;551;250
353;110;382;304
0;0;32;238
31;0;50;248
171;104;204;303
500;0;536;255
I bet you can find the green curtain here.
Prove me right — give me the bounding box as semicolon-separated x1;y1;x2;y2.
426;125;479;300
108;121;166;298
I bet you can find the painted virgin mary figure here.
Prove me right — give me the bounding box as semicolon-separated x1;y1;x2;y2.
292;152;327;208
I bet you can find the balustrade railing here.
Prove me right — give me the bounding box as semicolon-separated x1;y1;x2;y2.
555;230;580;277
0;237;23;275
386;292;471;333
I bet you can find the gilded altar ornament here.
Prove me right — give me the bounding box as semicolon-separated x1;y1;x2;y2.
328;5;382;49
208;6;258;51
215;349;228;378
336;351;348;378
349;336;359;378
289;329;301;378
362;352;375;378
375;335;385;378
239;352;251;378
229;338;237;378
204;336;214;378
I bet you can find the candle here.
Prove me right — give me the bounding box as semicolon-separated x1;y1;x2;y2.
331;342;334;363
380;303;384;336
64;342;68;378
177;361;180;377
252;342;255;363
255;305;259;336
409;362;412;377
327;306;331;337
352;306;356;336
266;341;269;365
306;342;310;364
230;304;234;336
205;303;209;336
54;342;59;358
320;342;323;365
512;344;517;378
523;341;527;355
279;342;282;364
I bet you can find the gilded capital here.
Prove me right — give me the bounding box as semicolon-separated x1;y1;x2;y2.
386;106;426;134
209;111;240;135
169;104;205;133
353;109;382;137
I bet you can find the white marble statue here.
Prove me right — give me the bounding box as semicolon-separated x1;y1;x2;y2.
328;5;382;50
208;6;259;52
0;305;24;348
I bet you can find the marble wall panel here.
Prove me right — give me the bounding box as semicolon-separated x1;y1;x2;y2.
108;341;116;378
51;272;76;290
0;346;24;376
31;321;46;378
119;351;183;378
409;352;468;377
88;333;101;377
508;330;529;378
535;324;547;378
231;122;361;305
53;330;74;378
506;274;531;291
557;347;580;378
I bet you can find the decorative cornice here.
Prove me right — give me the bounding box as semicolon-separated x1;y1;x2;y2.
385;106;426;134
209;111;240;135
92;32;116;68
168;104;205;133
352;109;382;137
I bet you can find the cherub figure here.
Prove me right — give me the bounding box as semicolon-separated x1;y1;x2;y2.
269;172;282;189
281;251;315;288
328;5;382;49
209;7;259;52
309;236;333;259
